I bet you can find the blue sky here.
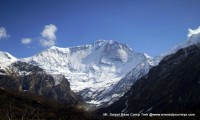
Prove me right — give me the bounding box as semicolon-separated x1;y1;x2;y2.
0;0;200;58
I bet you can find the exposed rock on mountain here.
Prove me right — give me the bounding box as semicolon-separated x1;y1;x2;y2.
0;61;80;104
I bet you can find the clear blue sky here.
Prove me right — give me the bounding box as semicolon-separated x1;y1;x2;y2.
0;0;200;58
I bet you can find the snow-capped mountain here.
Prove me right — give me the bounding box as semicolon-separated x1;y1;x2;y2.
21;40;153;106
0;51;17;62
0;51;17;69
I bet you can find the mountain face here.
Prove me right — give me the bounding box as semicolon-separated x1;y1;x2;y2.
21;40;153;106
97;44;200;114
0;51;16;61
0;61;80;104
0;51;17;69
97;59;152;106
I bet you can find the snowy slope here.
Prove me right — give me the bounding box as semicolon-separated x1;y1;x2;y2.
94;26;200;106
0;51;17;69
95;55;154;106
22;40;153;106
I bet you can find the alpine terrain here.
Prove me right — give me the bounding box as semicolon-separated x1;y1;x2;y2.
20;40;154;107
0;51;17;69
97;27;200;115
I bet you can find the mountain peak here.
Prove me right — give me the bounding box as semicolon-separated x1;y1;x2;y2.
94;40;133;52
93;39;127;46
49;45;58;49
0;51;17;62
93;40;116;47
22;40;152;106
94;39;107;44
0;51;17;69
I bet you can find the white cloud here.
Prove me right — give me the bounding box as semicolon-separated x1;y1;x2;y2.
187;26;200;37
21;38;32;45
40;24;57;47
0;27;9;40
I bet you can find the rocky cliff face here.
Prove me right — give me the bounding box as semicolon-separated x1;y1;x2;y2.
0;61;80;104
97;44;200;113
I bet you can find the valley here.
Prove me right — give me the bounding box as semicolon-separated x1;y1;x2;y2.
1;28;200;120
